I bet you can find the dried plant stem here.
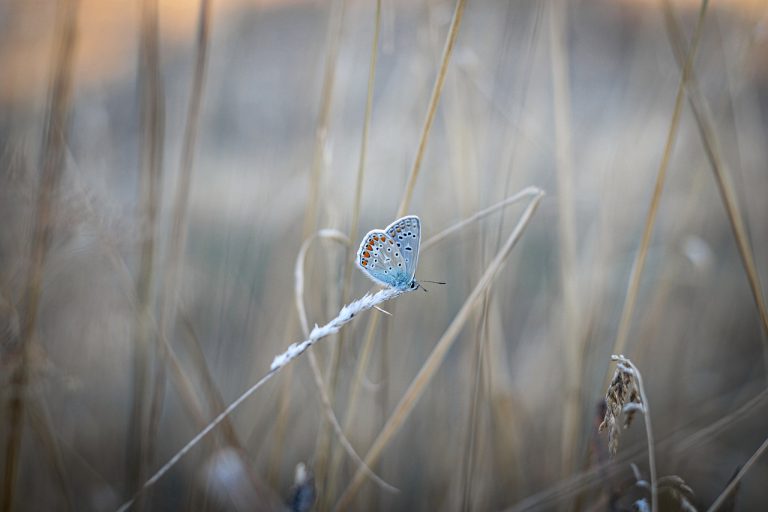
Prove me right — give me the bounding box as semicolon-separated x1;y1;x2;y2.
27;396;75;511
129;0;166;503
160;0;210;343
1;1;78;510
503;388;768;511
302;0;346;494
612;355;657;512
143;0;210;504
335;189;544;511
705;435;768;512
396;0;466;217
608;0;709;368
294;230;398;493
548;0;582;478
304;0;346;236
663;0;768;369
116;285;410;512
421;187;542;251
460;295;491;511
326;0;383;434
348;0;381;251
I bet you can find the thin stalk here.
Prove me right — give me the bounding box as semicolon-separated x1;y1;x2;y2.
460;294;491;511
607;0;710;372
293;230;398;494
304;0;346;237
663;0;768;371
335;189;544;511
327;1;382;499
1;0;78;509
129;0;165;504
396;0;466;217
613;355;657;512
304;0;347;496
548;0;581;478
503;387;768;511
116;285;412;512
705;435;768;512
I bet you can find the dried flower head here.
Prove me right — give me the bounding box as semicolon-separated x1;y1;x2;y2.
599;355;646;456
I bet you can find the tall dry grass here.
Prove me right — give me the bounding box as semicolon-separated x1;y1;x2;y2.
1;0;767;511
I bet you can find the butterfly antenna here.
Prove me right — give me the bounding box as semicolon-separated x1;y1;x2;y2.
421;280;447;285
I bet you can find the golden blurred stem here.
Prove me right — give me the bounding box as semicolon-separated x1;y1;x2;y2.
547;0;582;481
161;0;210;338
304;0;346;237
1;1;78;510
335;190;543;511
396;0;466;218
663;0;768;371
326;0;382;502
705;435;768;512
297;0;347;499
129;0;165;503
607;0;709;378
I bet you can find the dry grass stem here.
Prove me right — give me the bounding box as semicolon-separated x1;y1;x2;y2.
600;355;657;512
705;435;768;512
117;282;412;511
396;0;466;217
2;1;79;509
421;186;542;251
294;229;398;494
303;0;346;237
504;389;768;511
335;188;544;511
609;0;710;366
663;0;768;369
547;0;581;478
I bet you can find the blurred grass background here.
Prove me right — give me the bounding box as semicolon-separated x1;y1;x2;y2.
1;0;768;510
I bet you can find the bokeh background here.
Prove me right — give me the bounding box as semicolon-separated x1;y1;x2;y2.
1;0;767;510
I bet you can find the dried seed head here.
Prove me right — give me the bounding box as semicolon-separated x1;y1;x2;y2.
599;358;645;456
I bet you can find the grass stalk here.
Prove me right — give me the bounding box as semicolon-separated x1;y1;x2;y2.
327;0;382;498
396;0;466;217
303;0;346;237
294;230;398;493
459;294;491;511
335;188;544;511
302;0;347;496
705;435;768;512
160;0;210;349
116;280;414;512
607;0;710;371
1;1;79;509
128;0;165;503
662;0;768;371
612;355;657;512
547;0;583;478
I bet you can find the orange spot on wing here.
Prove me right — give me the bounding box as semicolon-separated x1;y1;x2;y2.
363;251;370;258
362;260;368;266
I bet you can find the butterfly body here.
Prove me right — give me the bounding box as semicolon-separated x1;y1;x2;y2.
356;215;421;291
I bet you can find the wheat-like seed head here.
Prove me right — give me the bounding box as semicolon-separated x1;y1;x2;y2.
599;356;645;456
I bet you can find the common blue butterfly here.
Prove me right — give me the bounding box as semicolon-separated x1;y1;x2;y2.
356;215;421;291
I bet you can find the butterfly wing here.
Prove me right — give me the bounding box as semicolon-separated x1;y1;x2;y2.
356;229;409;288
385;215;420;281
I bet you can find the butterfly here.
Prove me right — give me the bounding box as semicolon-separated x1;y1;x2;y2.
356;215;422;291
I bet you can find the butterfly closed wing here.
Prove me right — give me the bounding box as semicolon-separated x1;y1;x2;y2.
356;215;421;290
